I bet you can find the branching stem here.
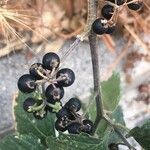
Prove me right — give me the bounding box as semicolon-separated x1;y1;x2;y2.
87;1;136;150
87;0;103;134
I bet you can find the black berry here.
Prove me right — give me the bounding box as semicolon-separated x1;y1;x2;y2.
55;119;67;132
127;0;142;11
23;98;36;113
17;74;36;93
92;18;108;35
42;52;60;70
67;122;81;134
65;98;81;112
108;143;119;150
45;84;64;101
29;63;44;80
56;108;71;119
56;68;75;87
101;4;114;20
82;119;94;134
105;25;116;34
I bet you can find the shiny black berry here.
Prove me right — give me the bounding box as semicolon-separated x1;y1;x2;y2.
107;0;125;5
82;119;94;134
45;84;64;101
127;0;142;11
23;98;36;112
65;98;81;112
17;74;36;93
29;63;44;80
92;18;108;35
56;68;75;87
108;143;119;150
55;119;67;132
33;110;47;120
101;4;114;20
56;108;71;119
67;122;81;134
42;52;60;70
106;25;116;34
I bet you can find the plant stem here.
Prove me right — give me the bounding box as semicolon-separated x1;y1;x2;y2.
103;116;137;150
88;0;104;134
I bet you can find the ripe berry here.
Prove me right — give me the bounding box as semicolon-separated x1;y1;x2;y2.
92;18;108;35
23;98;36;112
65;98;81;112
29;63;44;80
105;25;116;34
67;122;81;134
127;0;142;11
56;108;71;119
33;110;47;120
101;4;114;20
42;52;60;70
17;74;36;93
106;0;125;5
45;84;64;101
56;68;75;87
82;119;94;134
108;143;119;150
55;119;67;132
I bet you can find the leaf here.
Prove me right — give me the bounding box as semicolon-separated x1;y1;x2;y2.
46;134;104;150
129;119;150;150
59;133;100;144
101;72;120;111
0;134;46;150
86;73;121;135
97;106;125;136
14;92;55;144
97;106;126;150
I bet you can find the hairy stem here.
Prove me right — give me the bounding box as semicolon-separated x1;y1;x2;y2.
88;0;104;134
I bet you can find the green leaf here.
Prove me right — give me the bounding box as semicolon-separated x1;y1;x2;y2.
14;92;55;144
97;106;125;137
0;134;46;150
86;73;121;135
59;133;100;144
46;134;104;150
97;106;126;150
101;72;120;111
129;119;150;150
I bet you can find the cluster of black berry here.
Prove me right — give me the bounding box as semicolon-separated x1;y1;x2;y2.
17;52;75;119
55;98;94;134
92;0;143;35
17;52;93;134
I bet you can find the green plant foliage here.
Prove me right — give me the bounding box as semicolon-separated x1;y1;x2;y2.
98;106;126;150
0;73;148;150
87;73;121;121
0;134;46;150
129;119;150;150
97;106;125;137
101;72;120;111
46;134;104;150
14;92;55;144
